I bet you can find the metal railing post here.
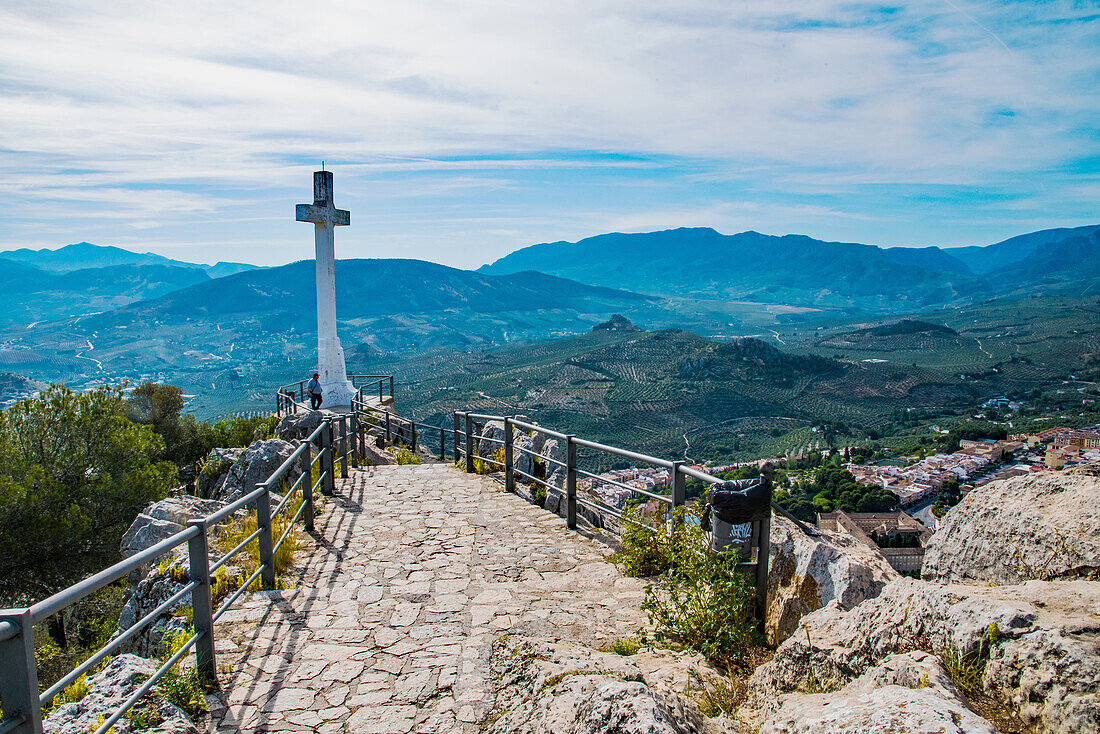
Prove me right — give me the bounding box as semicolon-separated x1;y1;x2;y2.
0;608;42;734
504;418;515;492
411;422;418;453
254;484;276;590
348;413;359;465
384;412;392;444
465;413;475;473
440;424;446;461
300;441;314;532
378;380;383;401
565;436;578;529
338;416;349;478
185;520;217;682
453;413;461;463
322;419;336;496
669;461;686;536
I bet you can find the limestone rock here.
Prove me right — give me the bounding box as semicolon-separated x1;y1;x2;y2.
216;439;301;503
477;420;505;462
540;438;566;490
121;496;227;557
922;470;1100;584
484;636;710;734
196;448;241;498
513;433;535;480
120;515;187;558
276;409;335;440
766;516;898;645
360;440;398;466
748;577;1100;734
759;652;995;734
43;654;199;734
117;557;192;657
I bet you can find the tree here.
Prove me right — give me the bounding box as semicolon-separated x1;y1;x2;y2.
0;385;177;606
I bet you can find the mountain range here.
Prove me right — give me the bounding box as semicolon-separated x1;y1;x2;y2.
481;224;1100;308
0;242;256;277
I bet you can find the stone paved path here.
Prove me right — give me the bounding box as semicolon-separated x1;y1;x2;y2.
207;463;647;733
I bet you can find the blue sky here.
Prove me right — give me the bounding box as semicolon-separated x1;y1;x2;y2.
0;1;1096;269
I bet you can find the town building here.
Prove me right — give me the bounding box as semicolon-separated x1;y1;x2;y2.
818;510;932;574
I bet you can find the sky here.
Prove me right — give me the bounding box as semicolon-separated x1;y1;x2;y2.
0;1;1097;270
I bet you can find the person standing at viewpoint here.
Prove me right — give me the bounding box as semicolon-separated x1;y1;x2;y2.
307;373;323;410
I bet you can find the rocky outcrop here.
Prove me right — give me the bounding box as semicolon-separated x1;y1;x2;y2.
275;409;335;440
765;517;898;645
922;470;1100;584
196;448;241;498
759;651;994;734
42;654;200;734
117;558;193;657
476;420;505;462
216;439;300;503
484;636;716;734
121;496;226;557
748;577;1100;734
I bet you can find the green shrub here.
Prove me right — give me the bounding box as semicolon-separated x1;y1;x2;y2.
156;631;210;717
608;507;672;577
531;483;547;506
386;446;421;465
689;669;746;717
598;636;641;656
640;509;758;668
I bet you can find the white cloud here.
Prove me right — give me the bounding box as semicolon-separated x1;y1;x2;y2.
0;0;1095;262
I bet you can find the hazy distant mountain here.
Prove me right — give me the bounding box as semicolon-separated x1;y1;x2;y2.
482;225;1100;308
881;246;971;274
8;259;664;379
945;225;1100;275
0;242;258;277
0;260;212;326
481;228;985;310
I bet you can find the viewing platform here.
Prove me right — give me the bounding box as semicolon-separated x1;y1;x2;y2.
207;462;646;733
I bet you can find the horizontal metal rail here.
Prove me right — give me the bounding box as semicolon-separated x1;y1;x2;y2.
576;467;670;504
39;580;197;706
512;466;551;488
1;412;341;734
0;715;25;734
571;436;674;469
209;528;263;575
212;566;265;623
510;418;569;441
29;525;201;624
94;630;200;734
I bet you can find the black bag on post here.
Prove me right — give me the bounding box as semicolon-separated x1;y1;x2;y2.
701;469;772;554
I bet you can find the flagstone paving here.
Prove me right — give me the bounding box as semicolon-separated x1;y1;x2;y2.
206;463;647;733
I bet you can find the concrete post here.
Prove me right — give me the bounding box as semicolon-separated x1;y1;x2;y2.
0;608;42;734
186;520;217;682
566;436;578;530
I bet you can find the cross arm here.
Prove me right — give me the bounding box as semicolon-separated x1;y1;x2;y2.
295;204;350;226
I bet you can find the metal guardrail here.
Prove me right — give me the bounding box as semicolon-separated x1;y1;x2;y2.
275;375;393;413
0;416;355;734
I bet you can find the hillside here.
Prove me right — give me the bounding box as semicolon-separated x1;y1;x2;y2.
352;327;981;464
0;261;212;326
481;225;1100;309
0;258;668;394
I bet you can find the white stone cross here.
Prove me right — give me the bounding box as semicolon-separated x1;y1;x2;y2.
296;170;355;408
